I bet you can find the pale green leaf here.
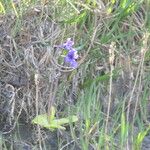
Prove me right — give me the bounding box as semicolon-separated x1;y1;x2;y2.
32;114;78;131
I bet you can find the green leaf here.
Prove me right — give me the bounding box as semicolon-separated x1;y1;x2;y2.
64;11;87;24
0;2;5;14
52;116;78;125
49;106;56;121
32;114;78;131
121;112;128;144
81;68;120;89
135;126;150;149
107;0;141;17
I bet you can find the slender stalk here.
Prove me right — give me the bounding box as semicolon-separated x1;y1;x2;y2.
35;71;42;150
105;42;115;149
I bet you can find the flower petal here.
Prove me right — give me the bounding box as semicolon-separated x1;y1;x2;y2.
62;38;74;50
66;38;74;46
74;51;78;59
70;60;78;68
65;55;71;63
59;38;79;68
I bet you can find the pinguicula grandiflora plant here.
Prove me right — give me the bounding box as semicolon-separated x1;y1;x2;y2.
32;38;78;131
32;106;78;131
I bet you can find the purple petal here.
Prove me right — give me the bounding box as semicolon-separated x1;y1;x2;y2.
68;49;78;59
70;60;78;68
66;38;74;46
67;50;74;59
73;51;78;59
64;51;78;68
65;55;71;63
62;38;74;50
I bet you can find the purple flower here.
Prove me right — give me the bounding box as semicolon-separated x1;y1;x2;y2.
62;38;74;51
57;38;79;68
65;49;78;68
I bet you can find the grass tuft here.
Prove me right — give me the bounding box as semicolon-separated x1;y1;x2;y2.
0;0;150;149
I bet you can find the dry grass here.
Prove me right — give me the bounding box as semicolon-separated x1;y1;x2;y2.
0;0;150;149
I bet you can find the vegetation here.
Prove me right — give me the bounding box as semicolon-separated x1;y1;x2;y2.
0;0;150;149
